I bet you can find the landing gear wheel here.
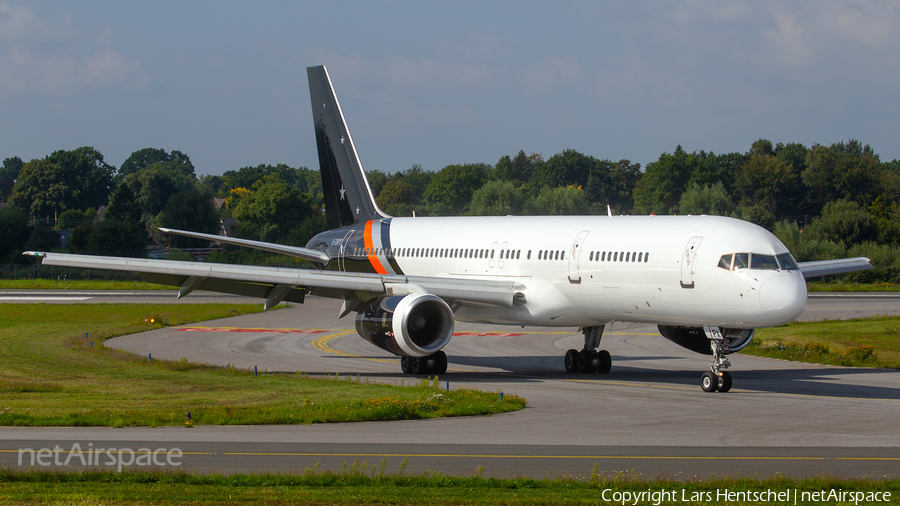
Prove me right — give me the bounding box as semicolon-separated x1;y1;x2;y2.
576;350;597;374
597;350;612;374
564;349;578;373
410;357;428;375
432;351;448;375
400;356;412;374
718;371;732;392
701;371;718;392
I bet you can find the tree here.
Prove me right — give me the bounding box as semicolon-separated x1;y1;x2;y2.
122;165;196;218
586;159;641;214
1;156;23;202
805;199;878;248
526;186;589;215
423;163;489;215
158;188;220;248
9;147;114;218
366;169;387;198
530;149;594;191
105;183;143;223
377;179;415;208
678;182;736;216
632;145;696;214
232;175;314;242
0;205;30;262
119;148;194;180
470;181;524;216
734;155;799;219
802;140;885;212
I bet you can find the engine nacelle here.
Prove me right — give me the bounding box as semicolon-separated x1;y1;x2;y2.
355;293;454;357
657;325;755;355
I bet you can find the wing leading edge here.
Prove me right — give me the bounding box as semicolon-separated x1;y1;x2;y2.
797;257;873;279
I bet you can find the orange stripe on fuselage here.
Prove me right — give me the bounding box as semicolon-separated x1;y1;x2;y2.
363;220;388;274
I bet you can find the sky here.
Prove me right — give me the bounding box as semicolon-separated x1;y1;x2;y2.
1;1;899;176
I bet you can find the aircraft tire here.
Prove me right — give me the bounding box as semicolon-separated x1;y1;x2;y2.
700;371;718;392
597;350;612;374
400;356;412;374
432;351;448;375
576;350;591;374
564;349;578;373
718;371;732;392
411;357;428;375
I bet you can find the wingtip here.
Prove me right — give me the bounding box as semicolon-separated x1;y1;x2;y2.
22;251;45;258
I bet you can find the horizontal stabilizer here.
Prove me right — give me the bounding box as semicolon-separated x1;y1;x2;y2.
158;227;330;264
798;257;873;279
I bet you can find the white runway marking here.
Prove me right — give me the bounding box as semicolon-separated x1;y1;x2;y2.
0;296;93;301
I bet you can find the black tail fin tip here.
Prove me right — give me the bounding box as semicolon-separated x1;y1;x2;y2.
307;65;387;230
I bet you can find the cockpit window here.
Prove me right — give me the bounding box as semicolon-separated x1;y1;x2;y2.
733;253;749;270
717;254;733;270
776;253;799;270
750;253;779;270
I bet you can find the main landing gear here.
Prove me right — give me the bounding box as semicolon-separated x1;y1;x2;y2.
564;326;612;374
700;325;732;393
400;351;448;375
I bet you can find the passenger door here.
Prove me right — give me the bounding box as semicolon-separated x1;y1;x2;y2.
568;231;590;283
680;236;702;288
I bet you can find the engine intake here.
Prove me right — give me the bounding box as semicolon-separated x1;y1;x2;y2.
355;293;454;357
658;325;755;355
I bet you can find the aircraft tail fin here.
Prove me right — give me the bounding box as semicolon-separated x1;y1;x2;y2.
307;65;388;230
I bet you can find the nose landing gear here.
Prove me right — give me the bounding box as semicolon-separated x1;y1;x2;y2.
701;325;733;392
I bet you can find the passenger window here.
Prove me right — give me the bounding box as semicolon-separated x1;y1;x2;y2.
718;254;733;270
645;252;649;263
637;252;642;262
590;251;594;261
751;253;779;270
601;252;606;261
733;253;748;270
527;250;531;260
626;252;630;262
613;252;618;262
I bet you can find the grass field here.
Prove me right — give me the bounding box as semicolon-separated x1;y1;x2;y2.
0;279;169;290
0;469;896;505
0;304;524;427
742;315;900;368
806;281;900;292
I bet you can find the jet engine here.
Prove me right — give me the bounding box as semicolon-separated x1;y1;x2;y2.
355;293;455;357
657;325;755;355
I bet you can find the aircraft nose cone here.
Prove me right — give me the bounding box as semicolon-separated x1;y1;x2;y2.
759;273;807;324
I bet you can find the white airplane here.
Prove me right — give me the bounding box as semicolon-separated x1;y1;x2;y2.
27;65;873;392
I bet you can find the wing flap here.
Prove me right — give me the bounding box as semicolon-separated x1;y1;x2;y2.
798;257;873;279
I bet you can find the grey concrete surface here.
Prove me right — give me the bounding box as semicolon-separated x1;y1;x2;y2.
2;292;898;478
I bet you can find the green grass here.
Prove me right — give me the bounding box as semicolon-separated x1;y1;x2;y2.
0;279;168;290
0;469;897;505
742;315;900;368
0;304;524;427
806;281;900;292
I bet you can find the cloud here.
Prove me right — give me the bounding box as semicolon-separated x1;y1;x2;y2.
0;1;73;41
379;57;494;90
523;56;581;93
0;46;145;95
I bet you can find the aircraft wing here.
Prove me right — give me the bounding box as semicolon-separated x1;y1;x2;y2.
797;257;873;279
158;227;330;264
24;252;519;311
